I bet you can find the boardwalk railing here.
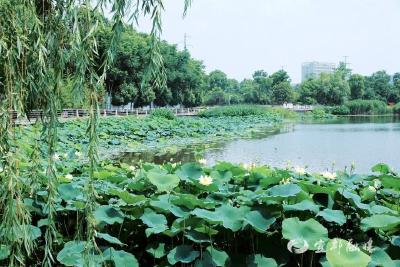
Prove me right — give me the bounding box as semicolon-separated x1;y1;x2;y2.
12;107;206;125
281;103;314;112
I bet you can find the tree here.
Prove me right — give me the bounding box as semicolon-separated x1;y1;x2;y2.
270;70;290;87
252;70;272;104
271;82;295;104
241;79;260;103
0;1;192;265
298;71;349;105
207;70;229;91
365;71;392;102
349;74;365;100
204;87;227;105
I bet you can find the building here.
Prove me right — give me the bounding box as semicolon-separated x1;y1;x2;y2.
301;61;336;81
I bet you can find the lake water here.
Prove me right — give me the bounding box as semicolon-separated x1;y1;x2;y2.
121;116;400;174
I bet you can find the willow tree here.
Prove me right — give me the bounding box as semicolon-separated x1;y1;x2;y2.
0;0;191;266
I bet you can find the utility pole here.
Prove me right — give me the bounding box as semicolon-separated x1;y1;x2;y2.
343;56;348;67
184;33;188;51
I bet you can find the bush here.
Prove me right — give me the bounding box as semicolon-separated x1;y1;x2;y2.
198;105;271;117
150;108;176;120
345;100;390;115
270;107;299;120
394;103;400;114
331;105;350;115
305;107;334;119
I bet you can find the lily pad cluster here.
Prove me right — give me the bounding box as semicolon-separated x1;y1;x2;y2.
1;160;399;266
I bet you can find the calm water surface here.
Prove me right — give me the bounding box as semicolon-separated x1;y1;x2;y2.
122;116;400;173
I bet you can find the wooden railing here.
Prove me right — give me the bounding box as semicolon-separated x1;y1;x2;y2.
12;107;206;125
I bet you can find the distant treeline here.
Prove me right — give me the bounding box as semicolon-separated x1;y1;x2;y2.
57;17;400;109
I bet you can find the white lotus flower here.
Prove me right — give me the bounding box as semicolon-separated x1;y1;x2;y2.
128;165;136;172
52;153;60;161
198;159;207;165
199;175;213;186
243;162;257;170
293;166;306;175
65;174;73;181
171;163;177;168
280;177;292;185
75;151;82;158
321;171;337;180
368;186;376;193
373;179;381;189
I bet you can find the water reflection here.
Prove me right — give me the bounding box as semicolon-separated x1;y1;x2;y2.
120;116;400;173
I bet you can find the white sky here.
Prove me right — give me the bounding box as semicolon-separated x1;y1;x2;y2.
135;0;400;83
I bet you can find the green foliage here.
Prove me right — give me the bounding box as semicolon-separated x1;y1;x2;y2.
198;105;276;117
2;159;398;266
330;105;350;115
299;71;350;105
349;74;365;100
150;108;176;120
393;102;400;114
304;107;334;119
271;81;295;104
326;239;371;267
345;100;390;115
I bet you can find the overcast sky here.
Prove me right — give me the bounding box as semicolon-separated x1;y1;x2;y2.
135;0;400;83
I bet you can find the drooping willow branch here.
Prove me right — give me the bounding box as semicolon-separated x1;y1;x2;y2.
0;0;193;266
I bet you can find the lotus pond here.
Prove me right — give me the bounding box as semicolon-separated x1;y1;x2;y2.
1;113;400;266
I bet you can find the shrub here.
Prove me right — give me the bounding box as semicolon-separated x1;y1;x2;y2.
331;105;350;115
393;103;400;114
198;105;270;117
305;107;334;119
270;107;299;120
345;100;390;115
150;108;176;120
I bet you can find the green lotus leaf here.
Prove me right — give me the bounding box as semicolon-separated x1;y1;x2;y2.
147;171;180;192
185;230;211;243
167;245;200;265
265;184;302;198
369;248;395;267
340;190;370;210
172;193;215;209
58;183;81;201
392;236;400;247
206;246;229;266
56;241;86;266
0;245;10;261
191;208;221;223
380;175;400;190
372;163;390;174
214;204;251;231
103;248;138;267
108;189;147;205
283;200;320;214
194;252;215;267
282;217;328;251
210;170;232;183
146;243;166;259
140;208;168;237
317;209;347;225
247;254;278;267
94;205;124;225
360;215;400;231
96;232;125;246
326;238;371;267
176;163;203;182
244;210;276;233
369;205;397;215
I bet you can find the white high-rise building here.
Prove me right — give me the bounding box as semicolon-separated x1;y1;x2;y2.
301;62;336;81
